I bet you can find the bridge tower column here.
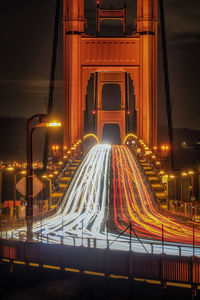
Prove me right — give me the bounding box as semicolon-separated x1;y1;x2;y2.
63;0;84;147
137;0;158;147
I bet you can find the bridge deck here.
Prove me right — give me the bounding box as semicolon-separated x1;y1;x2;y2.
1;239;200;287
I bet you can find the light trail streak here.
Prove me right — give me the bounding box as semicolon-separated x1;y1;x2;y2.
8;145;111;244
112;145;200;247
4;145;200;257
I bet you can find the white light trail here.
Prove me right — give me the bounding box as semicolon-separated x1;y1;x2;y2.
4;145;200;257
8;145;111;243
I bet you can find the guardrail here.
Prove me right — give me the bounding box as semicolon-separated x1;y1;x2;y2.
1;228;200;258
0;238;200;291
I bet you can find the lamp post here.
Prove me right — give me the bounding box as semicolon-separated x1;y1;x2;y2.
0;165;2;213
181;172;188;215
6;166;16;216
169;175;177;210
188;170;195;197
13;169;26;217
42;174;53;210
26;114;61;242
160;144;170;171
188;170;195;220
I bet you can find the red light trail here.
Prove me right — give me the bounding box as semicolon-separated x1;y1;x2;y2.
112;145;200;246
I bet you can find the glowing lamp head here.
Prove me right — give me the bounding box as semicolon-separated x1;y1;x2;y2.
46;122;61;128
96;0;100;5
92;110;96;115
6;167;14;171
181;172;188;177
126;110;131;115
188;170;194;175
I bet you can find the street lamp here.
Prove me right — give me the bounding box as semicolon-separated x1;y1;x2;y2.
169;174;177;210
6;166;16;217
160;144;170;171
188;170;195;220
26;114;61;242
42;174;54;210
188;170;195;197
180;172;188;214
6;168;27;217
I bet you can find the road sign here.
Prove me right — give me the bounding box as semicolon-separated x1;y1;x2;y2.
16;175;45;197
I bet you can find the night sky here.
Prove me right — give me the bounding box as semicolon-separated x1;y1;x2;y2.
0;0;200;131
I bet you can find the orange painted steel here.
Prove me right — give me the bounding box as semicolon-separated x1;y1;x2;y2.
96;72;126;142
63;0;158;147
1;239;200;285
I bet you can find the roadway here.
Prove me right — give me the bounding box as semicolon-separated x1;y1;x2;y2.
6;144;200;256
9;144;111;245
112;145;200;252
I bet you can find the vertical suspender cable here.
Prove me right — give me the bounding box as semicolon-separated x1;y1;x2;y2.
43;0;61;171
125;73;129;133
94;72;98;133
159;0;174;170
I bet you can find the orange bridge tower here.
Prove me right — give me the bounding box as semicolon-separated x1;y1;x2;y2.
63;0;158;147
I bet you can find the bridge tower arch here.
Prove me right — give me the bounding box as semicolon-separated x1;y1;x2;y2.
63;0;158;147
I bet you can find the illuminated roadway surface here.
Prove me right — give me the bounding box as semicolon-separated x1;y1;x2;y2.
7;145;200;256
112;146;200;251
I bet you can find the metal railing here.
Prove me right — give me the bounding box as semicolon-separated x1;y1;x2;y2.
1;221;200;258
